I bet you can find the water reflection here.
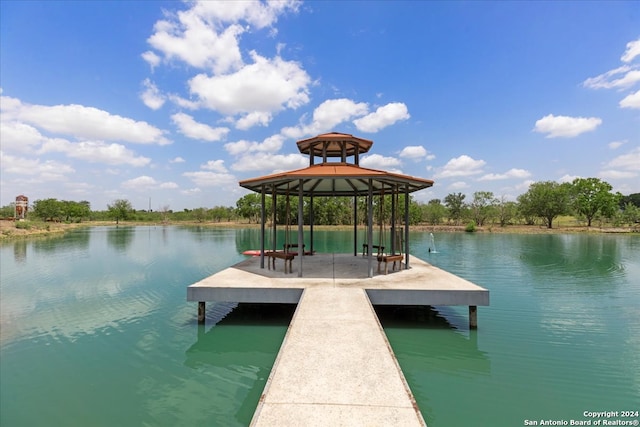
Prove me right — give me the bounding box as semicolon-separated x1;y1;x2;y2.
107;226;135;252
184;304;295;425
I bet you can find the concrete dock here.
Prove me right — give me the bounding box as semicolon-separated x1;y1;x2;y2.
187;253;489;425
251;286;425;426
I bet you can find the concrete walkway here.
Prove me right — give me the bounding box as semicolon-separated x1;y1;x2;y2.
251;286;426;426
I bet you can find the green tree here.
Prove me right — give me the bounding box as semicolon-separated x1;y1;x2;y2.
496;196;518;227
570;178;621;226
107;199;133;224
444;192;466;225
61;200;91;222
236;193;263;223
32;198;63;221
518;181;570;228
470;191;496;226
422;199;446;225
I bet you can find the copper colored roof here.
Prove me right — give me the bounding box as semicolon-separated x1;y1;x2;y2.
239;162;434;196
296;132;373;157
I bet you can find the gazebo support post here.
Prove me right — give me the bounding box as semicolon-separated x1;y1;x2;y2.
198;301;205;324
272;189;277;252
298;179;304;277
404;184;410;269
469;306;478;329
367;181;374;277
353;195;358;256
260;185;266;269
310;194;314;254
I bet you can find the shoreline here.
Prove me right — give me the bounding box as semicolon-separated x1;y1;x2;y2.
1;219;637;241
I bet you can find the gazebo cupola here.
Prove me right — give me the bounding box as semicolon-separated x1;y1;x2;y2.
296;132;373;166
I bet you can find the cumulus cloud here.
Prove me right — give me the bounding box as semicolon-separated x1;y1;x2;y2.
140;79;165;110
170;156;185;163
621;37;640;63
0;120;44;153
608;140;627;150
224;134;284;155
39;139;151;167
146;1;299;73
230;152;306;172
599;146;639;181
583;66;640;90
619;89;640;109
171;112;229;141
182;170;237;187
281;98;368;139
122;175;178;191
189;51;311;124
201;159;228;173
360;154;402;172
479;168;532;181
2;94;170;145
0;151;75;179
353;102;410;133
437;155;486;178
533;114;602;138
398;145;435;162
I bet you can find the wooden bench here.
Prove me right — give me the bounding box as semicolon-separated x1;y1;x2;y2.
266;251;295;274
284;243;315;256
377;254;404;275
362;244;384;257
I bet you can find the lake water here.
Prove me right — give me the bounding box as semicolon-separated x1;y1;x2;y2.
1;227;638;426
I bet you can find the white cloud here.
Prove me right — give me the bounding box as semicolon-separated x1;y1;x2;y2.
230;152;306;172
281;98;368;139
583;65;640;90
619;89;640;109
0;120;44;152
140;79;165;110
360;154;402;172
141;51;161;69
608;140;627;150
479;168;532;181
0;151;75;180
122;175;178;191
170;156;185;163
621;38;640;63
39;139;150;167
182;170;237;187
146;1;299;73
447;181;469;190
171;112;229;141
353;102;410;133
437;155;486;178
3;95;170;145
604;146;640;172
398;145;434;161
224;135;284;155
533;114;602;138
201;159;228;173
598;170;637;179
189;51;311;126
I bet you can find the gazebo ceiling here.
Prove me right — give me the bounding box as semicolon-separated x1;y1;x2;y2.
238;163;434;197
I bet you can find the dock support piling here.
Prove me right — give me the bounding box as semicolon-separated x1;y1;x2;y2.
469;305;477;329
198;301;206;324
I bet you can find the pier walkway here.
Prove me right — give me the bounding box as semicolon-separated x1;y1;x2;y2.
251;286;425;426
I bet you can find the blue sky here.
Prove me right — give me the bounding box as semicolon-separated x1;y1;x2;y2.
1;1;638;211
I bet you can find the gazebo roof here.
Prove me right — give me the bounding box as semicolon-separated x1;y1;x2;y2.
238;162;434;196
296;132;373;157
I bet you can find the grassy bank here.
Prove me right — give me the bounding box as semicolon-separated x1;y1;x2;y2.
2;219;638;242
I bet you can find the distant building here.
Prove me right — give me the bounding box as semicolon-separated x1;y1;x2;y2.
15;195;28;219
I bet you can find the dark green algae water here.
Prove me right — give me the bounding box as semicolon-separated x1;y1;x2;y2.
1;227;638;426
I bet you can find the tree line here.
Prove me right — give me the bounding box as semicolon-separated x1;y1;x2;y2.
2;178;639;228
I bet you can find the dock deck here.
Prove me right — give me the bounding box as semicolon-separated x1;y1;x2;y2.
187;253;489;425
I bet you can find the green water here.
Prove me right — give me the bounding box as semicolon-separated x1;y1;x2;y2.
1;227;638;426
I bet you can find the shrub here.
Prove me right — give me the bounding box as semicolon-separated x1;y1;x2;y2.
15;221;32;230
465;221;476;232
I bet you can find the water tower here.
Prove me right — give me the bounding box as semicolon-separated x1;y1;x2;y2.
15;195;28;219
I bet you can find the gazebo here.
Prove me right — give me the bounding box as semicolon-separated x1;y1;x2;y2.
238;132;434;278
